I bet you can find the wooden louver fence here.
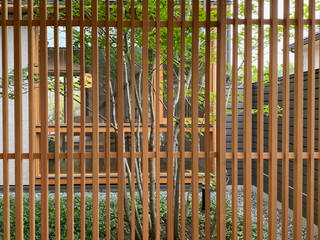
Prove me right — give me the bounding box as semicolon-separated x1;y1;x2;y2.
0;0;319;239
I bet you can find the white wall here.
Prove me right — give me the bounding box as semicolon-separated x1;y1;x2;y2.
302;40;320;72
0;26;30;185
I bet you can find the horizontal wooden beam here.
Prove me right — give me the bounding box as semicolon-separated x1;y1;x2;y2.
2;19;320;27
35;173;200;186
0;151;314;160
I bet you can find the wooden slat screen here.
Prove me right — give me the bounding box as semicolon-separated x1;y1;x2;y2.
0;0;319;239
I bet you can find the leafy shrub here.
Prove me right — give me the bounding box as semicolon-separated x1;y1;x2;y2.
0;193;264;239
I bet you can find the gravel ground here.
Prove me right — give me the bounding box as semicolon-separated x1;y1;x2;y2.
225;185;318;240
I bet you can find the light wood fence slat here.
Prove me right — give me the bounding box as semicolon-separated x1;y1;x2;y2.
54;0;60;239
66;0;74;238
282;1;290;239
155;0;161;239
307;1;315;239
105;0;111;238
204;0;211;239
293;1;303;240
257;1;264;238
180;0;186;239
294;0;304;239
117;0;125;238
231;1;239;239
142;0;149;239
79;0;86;239
2;1;9;239
269;1;278;239
92;0;100;239
216;1;227;239
28;0;35;238
130;0;136;239
244;0;253;238
191;0;200;239
167;0;174;239
14;0;23;238
39;0;49;238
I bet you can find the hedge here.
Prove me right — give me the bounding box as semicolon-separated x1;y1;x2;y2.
0;194;265;239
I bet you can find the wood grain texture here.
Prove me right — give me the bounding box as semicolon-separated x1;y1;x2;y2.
293;0;304;239
155;0;161;239
14;0;23;238
167;0;174;239
91;0;100;238
117;0;125;238
130;0;136;239
216;1;227;239
191;0;200;239
39;0;49;238
2;1;9;239
142;0;149;239
79;0;86;239
231;2;239;239
268;1;278;239
282;1;290;239
256;1;265;240
28;0;35;238
243;1;253;238
204;0;211;239
66;0;74;238
306;1;315;239
180;0;186;239
54;0;61;239
105;0;111;239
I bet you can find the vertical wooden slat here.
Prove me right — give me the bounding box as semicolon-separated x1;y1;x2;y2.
28;0;35;238
155;0;161;239
293;0;303;238
210;37;216;176
167;0;174;238
243;0;252;238
117;0;125;238
54;0;61;239
306;1;315;239
130;0;136;238
257;1;264;239
79;0;86;239
1;1;9;239
269;1;278;239
39;0;49;238
191;0;200;239
282;1;290;239
66;0;74;238
179;0;186;239
204;0;211;238
92;0;100;238
14;0;23;238
216;1;226;239
142;0;149;239
105;0;111;238
231;1;238;239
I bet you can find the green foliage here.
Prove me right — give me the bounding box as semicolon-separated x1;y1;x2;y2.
0;68;36;100
0;193;266;239
0;195;120;240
